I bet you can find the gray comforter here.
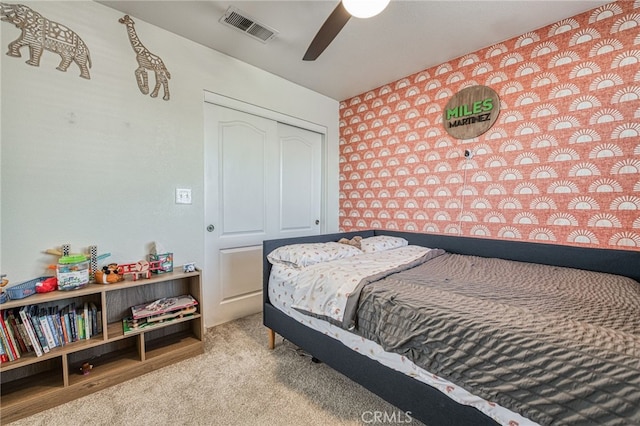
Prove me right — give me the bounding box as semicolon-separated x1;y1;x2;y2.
355;253;640;425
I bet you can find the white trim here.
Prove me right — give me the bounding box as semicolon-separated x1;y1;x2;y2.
204;91;327;135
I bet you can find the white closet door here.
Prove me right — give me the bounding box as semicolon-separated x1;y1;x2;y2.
204;102;322;326
278;122;322;237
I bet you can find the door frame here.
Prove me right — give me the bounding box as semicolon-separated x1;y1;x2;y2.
203;91;329;326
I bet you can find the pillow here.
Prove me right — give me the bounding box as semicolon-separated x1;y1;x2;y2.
360;235;408;253
267;242;362;268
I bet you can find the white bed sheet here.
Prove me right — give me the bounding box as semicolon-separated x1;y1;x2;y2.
269;261;538;426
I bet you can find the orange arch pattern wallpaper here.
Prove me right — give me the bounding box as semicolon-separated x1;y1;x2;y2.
339;1;640;250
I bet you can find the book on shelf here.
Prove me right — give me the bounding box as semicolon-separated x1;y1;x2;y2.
59;307;70;345
83;302;90;340
68;303;77;342
39;308;57;349
96;308;103;334
0;336;8;363
75;306;85;340
16;312;34;353
45;308;60;348
1;311;20;360
0;302;104;364
0;316;17;361
19;306;43;357
51;308;65;347
6;310;29;354
130;295;198;320
27;305;49;353
90;302;100;335
4;310;27;355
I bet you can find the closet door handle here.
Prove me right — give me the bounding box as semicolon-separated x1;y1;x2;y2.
315;220;320;225
207;224;215;232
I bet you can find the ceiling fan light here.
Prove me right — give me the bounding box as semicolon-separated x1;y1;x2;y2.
342;0;390;19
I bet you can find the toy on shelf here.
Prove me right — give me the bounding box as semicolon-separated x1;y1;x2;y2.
43;243;174;285
45;248;110;263
131;295;198;319
4;277;43;300
149;242;173;274
80;362;93;375
118;260;163;281
122;294;198;335
56;255;90;291
127;305;196;328
122;305;196;335
94;263;124;284
35;277;58;293
45;245;111;284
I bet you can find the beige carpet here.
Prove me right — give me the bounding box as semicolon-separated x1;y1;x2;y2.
9;313;423;425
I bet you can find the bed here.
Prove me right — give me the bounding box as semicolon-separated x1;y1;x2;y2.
262;230;640;425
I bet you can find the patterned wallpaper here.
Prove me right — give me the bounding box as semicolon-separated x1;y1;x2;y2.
339;1;640;250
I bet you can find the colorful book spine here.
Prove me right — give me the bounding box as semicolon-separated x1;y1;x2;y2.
60;309;70;345
90;302;99;336
68;306;77;342
96;309;103;334
39;308;57;349
75;307;84;340
28;306;49;353
0;317;17;360
19;306;43;357
7;310;29;354
45;309;60;348
0;311;19;360
5;310;26;355
83;302;91;339
49;307;64;347
54;312;65;346
14;312;33;353
0;337;9;363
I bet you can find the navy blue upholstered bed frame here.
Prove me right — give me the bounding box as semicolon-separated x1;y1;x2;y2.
263;230;640;425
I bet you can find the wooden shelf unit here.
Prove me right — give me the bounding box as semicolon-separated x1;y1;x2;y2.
0;269;204;424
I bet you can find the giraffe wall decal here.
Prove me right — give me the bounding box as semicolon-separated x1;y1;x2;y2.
118;15;170;101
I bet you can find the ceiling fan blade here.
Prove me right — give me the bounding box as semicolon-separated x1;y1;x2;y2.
303;1;351;61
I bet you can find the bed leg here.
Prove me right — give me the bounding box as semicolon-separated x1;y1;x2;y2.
267;328;275;349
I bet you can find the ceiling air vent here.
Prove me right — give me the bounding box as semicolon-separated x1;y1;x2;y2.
219;6;278;43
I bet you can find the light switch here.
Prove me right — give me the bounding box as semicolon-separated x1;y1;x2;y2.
176;188;192;204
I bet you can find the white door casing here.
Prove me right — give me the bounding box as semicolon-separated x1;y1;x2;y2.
204;94;324;326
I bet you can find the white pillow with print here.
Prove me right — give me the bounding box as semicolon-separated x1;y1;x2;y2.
360;236;408;253
267;242;362;268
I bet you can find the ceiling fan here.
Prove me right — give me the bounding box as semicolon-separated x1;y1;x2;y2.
303;0;391;61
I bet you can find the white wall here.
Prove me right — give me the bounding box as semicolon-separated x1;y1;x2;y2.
0;1;339;326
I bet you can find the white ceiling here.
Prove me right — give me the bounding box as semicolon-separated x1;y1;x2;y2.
98;0;611;101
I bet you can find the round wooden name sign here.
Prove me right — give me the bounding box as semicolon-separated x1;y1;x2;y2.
443;85;500;140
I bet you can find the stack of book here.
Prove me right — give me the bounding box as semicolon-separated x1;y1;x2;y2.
0;302;102;361
122;295;197;335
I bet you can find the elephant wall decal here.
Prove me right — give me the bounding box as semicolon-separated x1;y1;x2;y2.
0;2;92;79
